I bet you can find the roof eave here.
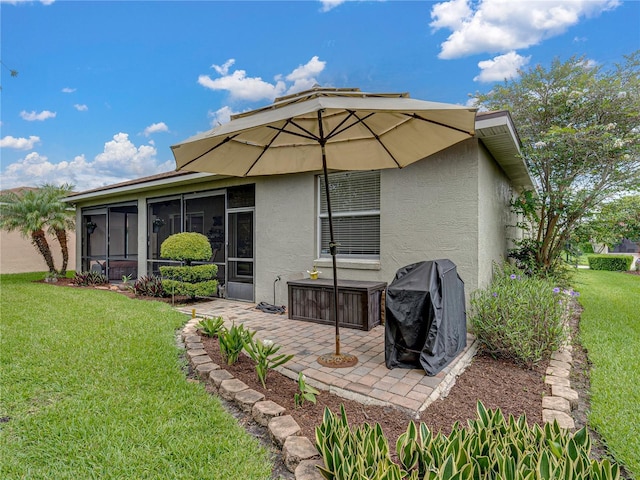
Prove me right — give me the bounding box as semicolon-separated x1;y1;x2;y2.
475;111;534;191
64;171;219;203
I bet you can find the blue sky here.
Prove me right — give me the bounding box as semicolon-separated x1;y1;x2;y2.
1;0;638;191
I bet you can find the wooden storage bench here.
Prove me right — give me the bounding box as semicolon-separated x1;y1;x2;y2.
287;278;386;331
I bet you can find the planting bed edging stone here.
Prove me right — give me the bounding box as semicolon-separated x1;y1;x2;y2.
542;341;578;430
179;317;322;480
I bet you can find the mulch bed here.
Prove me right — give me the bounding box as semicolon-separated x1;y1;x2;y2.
198;334;549;450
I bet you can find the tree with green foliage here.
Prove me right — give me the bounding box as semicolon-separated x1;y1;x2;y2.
0;184;76;275
0;189;57;273
476;52;640;276
41;183;76;275
575;195;640;250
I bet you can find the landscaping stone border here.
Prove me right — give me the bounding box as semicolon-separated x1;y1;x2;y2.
179;317;323;480
542;333;579;430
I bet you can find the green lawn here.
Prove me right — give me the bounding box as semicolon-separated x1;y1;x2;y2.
0;273;273;479
575;269;640;478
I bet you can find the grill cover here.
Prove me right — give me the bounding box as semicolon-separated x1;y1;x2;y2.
385;260;467;376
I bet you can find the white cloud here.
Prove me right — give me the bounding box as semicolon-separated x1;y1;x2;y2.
430;0;471;30
474;51;531;82
93;133;157;175
198;56;326;102
20;110;56;121
0;135;41;150
285;56;326;94
320;0;345;12
208;106;237;127
74;104;88;111
62;87;76;93
143;122;169;136
430;0;620;59
0;133;171;190
212;59;235;76
198;69;286;102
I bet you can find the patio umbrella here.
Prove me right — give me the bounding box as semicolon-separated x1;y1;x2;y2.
171;87;477;367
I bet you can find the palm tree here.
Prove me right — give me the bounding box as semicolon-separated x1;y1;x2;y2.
0;188;57;273
41;183;76;276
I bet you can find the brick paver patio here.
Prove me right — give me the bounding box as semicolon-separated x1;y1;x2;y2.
176;299;477;416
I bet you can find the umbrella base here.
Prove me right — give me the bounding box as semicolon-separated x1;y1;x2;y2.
317;353;358;368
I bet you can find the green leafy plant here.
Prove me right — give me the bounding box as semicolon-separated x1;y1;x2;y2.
243;336;293;388
315;404;404;480
161;279;218;298
160;232;212;265
159;264;218;282
218;323;253;365
159;234;218;299
315;402;621;480
470;264;569;367
197;316;225;338
133;275;166;297
120;273;135;292
71;270;108;286
294;372;320;408
587;254;634;271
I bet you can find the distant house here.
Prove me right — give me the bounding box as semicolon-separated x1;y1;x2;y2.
65;110;533;306
0;187;76;274
610;238;640;254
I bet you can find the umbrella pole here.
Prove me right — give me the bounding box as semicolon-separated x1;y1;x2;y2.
317;138;358;368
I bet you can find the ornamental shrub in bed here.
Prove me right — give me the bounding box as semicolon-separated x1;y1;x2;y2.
470;265;570;366
587;254;633;271
159;264;218;283
160;233;218;298
160;232;212;265
316;402;622;480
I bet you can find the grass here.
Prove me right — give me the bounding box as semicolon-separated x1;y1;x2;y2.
574;269;640;478
0;272;273;479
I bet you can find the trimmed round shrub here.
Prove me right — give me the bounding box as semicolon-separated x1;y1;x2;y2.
160;232;212;265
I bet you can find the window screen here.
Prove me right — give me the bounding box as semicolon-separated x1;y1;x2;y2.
319;170;380;258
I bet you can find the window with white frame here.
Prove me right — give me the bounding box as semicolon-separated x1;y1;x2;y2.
319;170;380;259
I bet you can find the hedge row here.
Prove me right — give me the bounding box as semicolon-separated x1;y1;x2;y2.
162;279;219;298
159;264;218;282
587;255;633;271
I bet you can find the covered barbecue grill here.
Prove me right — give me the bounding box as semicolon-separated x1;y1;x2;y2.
385;259;467;376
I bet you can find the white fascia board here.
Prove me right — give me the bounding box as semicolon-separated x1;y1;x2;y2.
64;172;217;203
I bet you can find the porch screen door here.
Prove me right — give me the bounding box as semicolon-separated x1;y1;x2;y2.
226;209;254;301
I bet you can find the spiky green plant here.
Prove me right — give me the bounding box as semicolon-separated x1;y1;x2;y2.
243;337;293;388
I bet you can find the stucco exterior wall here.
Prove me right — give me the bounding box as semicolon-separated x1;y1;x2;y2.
254;173;317;305
476;142;516;290
277;139;483;305
379;139;480;295
1;229;76;274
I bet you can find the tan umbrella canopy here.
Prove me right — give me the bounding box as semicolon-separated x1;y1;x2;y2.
172;86;477;367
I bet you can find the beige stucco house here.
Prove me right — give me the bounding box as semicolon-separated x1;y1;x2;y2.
65;110;532;306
